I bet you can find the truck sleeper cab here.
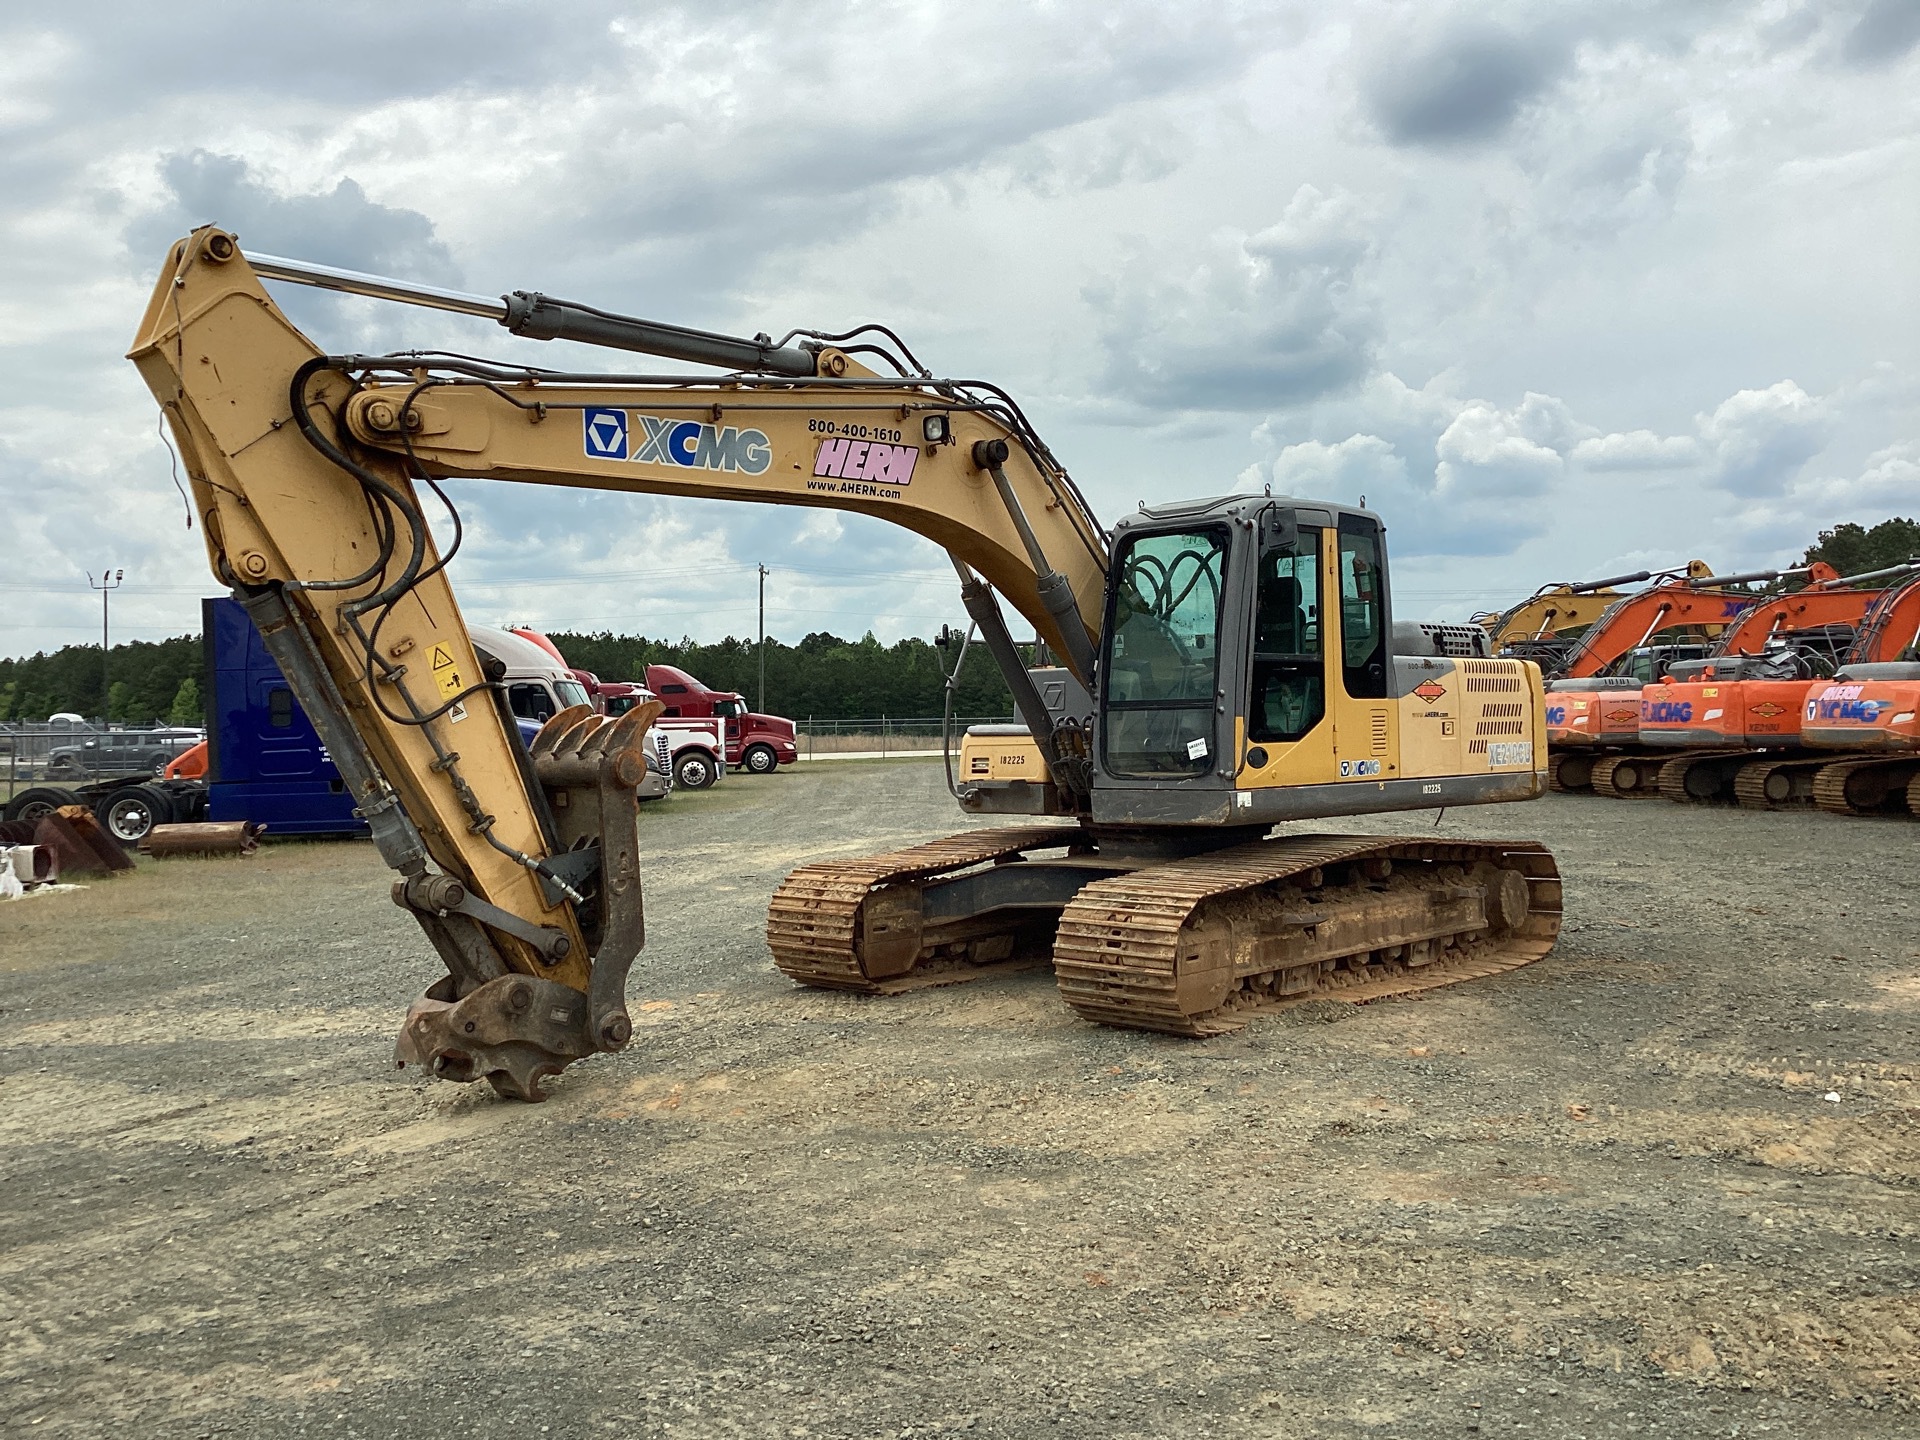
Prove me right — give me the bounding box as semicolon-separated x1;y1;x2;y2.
644;665;798;774
470;626;667;799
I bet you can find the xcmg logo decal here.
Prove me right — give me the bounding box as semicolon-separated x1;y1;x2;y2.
1642;700;1693;723
1545;704;1567;726
583;408;773;475
1807;685;1884;723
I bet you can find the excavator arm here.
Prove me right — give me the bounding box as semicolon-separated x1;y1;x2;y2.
1707;562;1920;662
127;228;1108;1098
1474;561;1715;651
1552;566;1837;678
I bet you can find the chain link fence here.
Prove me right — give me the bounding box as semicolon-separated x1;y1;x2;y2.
793;715;1017;757
2;721;204;801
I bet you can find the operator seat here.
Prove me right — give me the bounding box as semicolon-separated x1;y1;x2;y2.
1253;573;1323;741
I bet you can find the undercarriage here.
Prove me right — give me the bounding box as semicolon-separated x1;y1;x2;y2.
767;826;1561;1034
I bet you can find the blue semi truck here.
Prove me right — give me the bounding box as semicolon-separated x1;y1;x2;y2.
202;595;367;835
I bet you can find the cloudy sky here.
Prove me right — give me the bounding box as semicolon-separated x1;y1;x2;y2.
3;0;1916;659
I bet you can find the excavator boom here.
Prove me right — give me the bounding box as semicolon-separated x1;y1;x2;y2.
128;228;1113;1094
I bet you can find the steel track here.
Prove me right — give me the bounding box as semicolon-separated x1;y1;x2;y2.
766;829;1562;1035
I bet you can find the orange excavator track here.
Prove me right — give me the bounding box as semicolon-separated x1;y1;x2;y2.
1811;758;1920;818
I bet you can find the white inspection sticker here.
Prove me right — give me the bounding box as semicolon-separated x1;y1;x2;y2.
1487;741;1534;767
1186;736;1209;760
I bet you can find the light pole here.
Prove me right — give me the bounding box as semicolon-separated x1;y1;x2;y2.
757;563;769;713
87;568;124;724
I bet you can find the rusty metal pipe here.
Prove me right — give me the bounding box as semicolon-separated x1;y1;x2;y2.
139;821;265;857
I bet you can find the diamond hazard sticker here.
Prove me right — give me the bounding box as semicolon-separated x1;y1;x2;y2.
1412;680;1447;703
430;642;463;700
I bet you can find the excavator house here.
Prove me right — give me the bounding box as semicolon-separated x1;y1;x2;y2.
129;228;1561;1099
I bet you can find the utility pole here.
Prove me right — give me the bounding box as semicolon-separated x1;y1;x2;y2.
87;567;124;724
757;563;769;713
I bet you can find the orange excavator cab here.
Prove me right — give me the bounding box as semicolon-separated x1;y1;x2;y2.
164;739;209;781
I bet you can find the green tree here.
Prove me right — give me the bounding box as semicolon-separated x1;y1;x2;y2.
1802;518;1920;578
108;680;132;723
168;677;203;727
0;680;13;723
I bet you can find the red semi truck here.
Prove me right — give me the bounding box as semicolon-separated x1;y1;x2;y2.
602;665;798;774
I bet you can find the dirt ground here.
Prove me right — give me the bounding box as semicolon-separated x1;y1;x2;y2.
1;761;1916;1439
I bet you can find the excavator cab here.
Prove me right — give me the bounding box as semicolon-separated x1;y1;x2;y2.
964;495;1544;826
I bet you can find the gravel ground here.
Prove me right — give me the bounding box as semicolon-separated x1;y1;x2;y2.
2;761;1916;1439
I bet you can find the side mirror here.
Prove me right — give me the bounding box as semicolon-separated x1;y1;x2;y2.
1260;508;1298;552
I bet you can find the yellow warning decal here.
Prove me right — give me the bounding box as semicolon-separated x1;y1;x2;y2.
430;643;463;700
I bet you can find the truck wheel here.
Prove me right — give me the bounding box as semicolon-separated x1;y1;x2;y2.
98;786;170;846
4;786;83;824
150;756;170;778
743;743;778;775
674;752;717;790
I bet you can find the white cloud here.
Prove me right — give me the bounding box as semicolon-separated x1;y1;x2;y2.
1;0;1917;658
1697;380;1837;495
1090;184;1380;411
1571;429;1700;469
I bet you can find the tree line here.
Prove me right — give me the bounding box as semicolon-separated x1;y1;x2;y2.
4;514;1913;724
550;629;1021;719
0;627;1017;724
0;635;202;726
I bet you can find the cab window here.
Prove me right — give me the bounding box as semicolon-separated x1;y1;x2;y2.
507;682;557;722
1250;529;1324;743
1102;527;1227;778
1337;519;1388;699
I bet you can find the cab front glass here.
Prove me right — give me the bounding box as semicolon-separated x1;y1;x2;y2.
1101;527;1228;779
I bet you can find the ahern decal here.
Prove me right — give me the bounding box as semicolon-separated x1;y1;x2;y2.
1412;680;1447;703
814;437;920;486
582;407;773;475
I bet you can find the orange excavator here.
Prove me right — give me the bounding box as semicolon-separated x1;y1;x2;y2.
1631;561;1918;806
1539;567;1812;793
1798;569;1920;816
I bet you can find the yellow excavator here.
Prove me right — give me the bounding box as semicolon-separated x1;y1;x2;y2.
129;228;1562;1099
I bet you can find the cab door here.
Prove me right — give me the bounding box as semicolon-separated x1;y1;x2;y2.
1332;514;1396;778
1247;520;1327;750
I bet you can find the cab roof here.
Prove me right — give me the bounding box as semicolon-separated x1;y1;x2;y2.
1117;492;1384;533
